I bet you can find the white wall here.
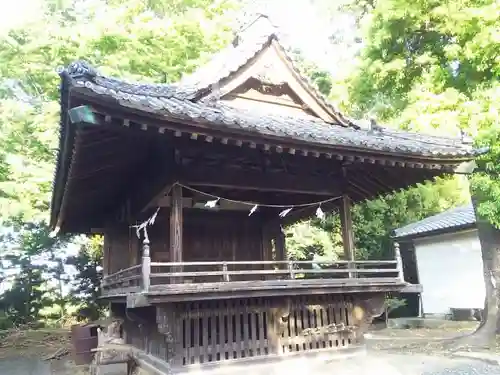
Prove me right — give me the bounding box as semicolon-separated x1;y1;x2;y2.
414;229;485;316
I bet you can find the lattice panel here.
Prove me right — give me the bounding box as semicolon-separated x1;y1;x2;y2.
178;296;357;366
279;299;354;354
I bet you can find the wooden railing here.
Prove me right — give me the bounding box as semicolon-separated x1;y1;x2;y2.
102;242;406;294
149;260;399;282
102;264;142;291
102;259;404;294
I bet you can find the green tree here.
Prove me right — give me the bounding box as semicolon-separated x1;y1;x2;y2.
352;177;469;260
0;221;72;325
286;221;342;262
0;0;238;323
347;0;500;345
67;236;104;321
0;0;237;224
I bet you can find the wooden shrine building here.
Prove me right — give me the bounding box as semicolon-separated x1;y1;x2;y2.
51;15;482;374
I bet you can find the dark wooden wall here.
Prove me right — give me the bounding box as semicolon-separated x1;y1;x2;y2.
105;225;139;274
105;210;270;274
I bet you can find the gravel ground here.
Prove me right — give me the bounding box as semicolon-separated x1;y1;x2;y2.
0;357;51;375
321;352;500;375
0;357;125;375
0;323;497;375
1;352;500;375
180;351;500;375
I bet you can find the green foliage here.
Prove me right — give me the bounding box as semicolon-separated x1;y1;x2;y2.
384;295;407;324
349;0;500;120
467;84;500;227
0;221;72;325
353;176;469;259
347;0;500;230
0;101;58;222
286;221;342;261
67;236;104;321
0;0;237;224
0;0;237;325
292;176;467;262
385;295;406;313
290;49;334;96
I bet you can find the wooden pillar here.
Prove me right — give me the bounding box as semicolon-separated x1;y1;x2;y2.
261;224;273;280
339;194;355;261
129;227;139;266
170;185;183;282
275;225;287;261
262;224;273;261
339;194;355;278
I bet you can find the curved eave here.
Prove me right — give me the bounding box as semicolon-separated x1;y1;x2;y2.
50;72;76;232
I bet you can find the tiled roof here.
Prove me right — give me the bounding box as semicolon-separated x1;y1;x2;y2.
393;203;477;239
66;68;481;159
57;13;484;160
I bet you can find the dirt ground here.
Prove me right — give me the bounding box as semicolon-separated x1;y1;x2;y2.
0;329;71;360
366;321;500;355
0;322;498;375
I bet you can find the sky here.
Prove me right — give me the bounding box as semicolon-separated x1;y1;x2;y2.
0;0;44;31
262;0;358;73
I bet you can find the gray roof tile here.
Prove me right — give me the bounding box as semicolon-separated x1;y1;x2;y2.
65;72;480;159
394;203;477;239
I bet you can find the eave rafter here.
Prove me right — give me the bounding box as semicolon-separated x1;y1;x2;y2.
74;103;467;173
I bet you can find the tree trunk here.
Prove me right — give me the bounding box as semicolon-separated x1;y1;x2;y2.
474;202;500;335
449;198;500;349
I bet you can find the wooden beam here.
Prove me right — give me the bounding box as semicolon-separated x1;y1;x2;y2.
262;225;274;264
339;194;355;261
183;167;341;196
170;185;183;264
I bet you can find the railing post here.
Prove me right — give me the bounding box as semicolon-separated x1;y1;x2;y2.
288;261;295;279
222;262;230;282
142;238;151;292
348;261;356;279
394;241;404;282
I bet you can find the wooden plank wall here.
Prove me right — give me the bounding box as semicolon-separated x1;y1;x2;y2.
136;210;266;284
106;226;136;274
106;210;273;283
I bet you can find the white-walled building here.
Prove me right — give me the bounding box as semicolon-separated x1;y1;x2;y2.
394;203;485;318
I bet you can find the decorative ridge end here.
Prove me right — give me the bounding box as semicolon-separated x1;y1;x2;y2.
233;12;278;45
60;60;98;80
460;129;474;145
